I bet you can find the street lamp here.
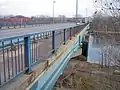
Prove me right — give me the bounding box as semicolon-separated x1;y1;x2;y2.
86;8;88;23
76;0;78;24
53;0;56;23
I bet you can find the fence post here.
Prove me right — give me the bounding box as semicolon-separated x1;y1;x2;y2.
70;28;72;40
24;36;32;73
52;31;55;53
63;29;66;45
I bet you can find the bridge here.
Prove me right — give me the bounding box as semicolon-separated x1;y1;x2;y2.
0;23;89;90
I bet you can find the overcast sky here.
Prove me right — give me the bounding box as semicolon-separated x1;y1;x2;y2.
0;0;95;17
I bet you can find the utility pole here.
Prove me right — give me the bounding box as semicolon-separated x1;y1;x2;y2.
76;0;78;24
86;8;87;17
86;8;88;23
53;1;56;23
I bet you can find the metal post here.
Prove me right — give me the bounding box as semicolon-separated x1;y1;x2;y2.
53;1;56;23
74;27;75;36
76;0;78;25
52;31;55;53
70;28;72;40
24;36;32;73
63;29;66;45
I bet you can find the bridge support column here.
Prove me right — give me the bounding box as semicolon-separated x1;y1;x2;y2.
52;31;56;53
24;36;32;73
70;28;72;40
63;29;66;45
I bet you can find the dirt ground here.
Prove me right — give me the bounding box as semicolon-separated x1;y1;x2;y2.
54;55;120;90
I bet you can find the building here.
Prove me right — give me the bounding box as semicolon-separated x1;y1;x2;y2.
0;15;30;26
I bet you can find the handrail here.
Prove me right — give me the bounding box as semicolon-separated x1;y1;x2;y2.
0;24;79;41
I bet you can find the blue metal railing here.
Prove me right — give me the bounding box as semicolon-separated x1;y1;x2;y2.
0;22;49;30
0;24;87;87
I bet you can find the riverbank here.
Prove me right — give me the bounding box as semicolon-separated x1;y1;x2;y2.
54;55;120;90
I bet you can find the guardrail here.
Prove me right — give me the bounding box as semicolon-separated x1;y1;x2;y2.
0;23;46;30
0;23;68;30
0;24;86;87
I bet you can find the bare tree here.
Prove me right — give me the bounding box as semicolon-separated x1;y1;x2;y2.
93;0;120;31
91;0;120;73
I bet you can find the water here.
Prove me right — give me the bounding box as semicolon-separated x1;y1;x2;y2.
87;34;120;66
87;35;102;64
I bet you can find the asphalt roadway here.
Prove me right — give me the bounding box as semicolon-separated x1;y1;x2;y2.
0;23;76;39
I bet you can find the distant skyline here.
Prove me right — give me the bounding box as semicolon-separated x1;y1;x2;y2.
0;0;95;17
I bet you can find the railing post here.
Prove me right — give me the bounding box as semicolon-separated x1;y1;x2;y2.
70;28;72;40
63;29;66;45
52;31;55;53
73;27;75;37
24;36;32;73
75;27;77;34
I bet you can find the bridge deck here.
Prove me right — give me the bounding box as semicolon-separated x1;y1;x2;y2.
0;23;76;39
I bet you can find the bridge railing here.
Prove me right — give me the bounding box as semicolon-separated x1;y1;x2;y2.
0;24;86;87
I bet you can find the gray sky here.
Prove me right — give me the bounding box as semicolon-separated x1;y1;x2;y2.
0;0;95;17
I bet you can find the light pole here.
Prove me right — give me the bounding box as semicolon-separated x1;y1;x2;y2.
76;0;78;24
53;1;56;23
86;8;88;23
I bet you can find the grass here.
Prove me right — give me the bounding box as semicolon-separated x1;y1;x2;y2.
71;74;96;90
54;53;120;90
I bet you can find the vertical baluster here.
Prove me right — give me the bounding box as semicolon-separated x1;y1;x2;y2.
32;38;34;63
35;35;37;61
10;40;14;76
21;44;23;71
34;35;36;62
14;44;17;75
38;34;41;59
7;48;10;79
63;29;66;45
30;37;32;64
18;39;20;72
2;41;6;82
36;34;39;61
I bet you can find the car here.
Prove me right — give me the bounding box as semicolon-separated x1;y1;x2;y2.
76;22;80;25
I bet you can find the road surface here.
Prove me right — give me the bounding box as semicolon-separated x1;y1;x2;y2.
0;23;76;39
